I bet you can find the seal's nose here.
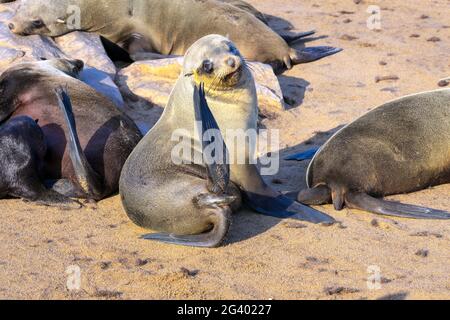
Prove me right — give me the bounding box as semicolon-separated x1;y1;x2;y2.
8;23;15;31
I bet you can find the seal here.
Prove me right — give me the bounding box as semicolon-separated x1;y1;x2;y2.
0;58;142;208
218;0;269;24
8;0;342;74
291;89;450;219
119;35;334;248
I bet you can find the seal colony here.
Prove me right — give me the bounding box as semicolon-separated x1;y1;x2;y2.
292;89;450;219
0;0;447;250
0;58;142;208
120;35;334;247
7;0;342;74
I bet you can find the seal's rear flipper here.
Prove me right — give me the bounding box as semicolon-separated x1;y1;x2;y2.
54;86;104;200
195;83;230;195
345;192;450;220
290;47;343;65
285;147;320;161
280;30;316;44
245;191;335;223
142;209;231;248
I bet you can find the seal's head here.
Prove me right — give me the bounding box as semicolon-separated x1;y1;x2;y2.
8;0;78;36
184;35;251;91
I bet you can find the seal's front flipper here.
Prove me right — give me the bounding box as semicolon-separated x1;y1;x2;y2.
194;83;230;195
346;192;450;220
290;47;342;65
245;190;335;223
285;147;320;161
142;209;231;248
54;86;104;200
297;186;332;205
280;30;316;44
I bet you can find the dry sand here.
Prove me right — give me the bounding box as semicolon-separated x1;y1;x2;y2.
0;0;449;300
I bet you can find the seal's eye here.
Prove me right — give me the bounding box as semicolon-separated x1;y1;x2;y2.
32;19;44;28
202;60;214;74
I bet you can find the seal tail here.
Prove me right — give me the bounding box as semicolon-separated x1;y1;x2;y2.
54;86;104;200
345;192;450;220
289;47;342;65
141;208;231;248
280;30;316;44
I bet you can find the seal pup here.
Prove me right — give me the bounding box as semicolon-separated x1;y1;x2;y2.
294;89;450;219
119;35;334;248
8;0;342;74
0;58;142;207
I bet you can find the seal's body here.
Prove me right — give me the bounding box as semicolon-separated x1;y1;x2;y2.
0;59;142;207
8;0;341;74
296;89;450;219
120;35;333;247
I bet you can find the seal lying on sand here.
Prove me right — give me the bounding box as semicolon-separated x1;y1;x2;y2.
119;35;334;248
0;59;142;208
291;89;450;219
8;0;341;74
